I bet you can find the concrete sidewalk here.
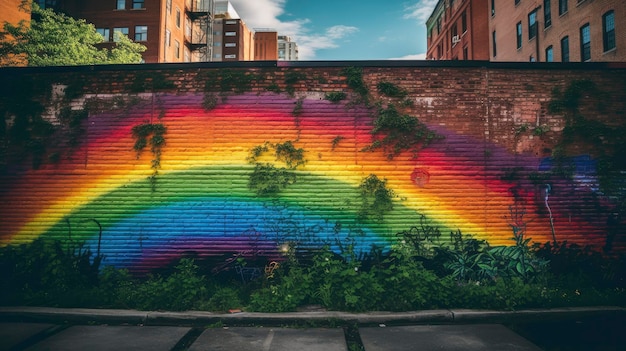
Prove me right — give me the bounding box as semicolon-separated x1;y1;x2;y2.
1;306;624;351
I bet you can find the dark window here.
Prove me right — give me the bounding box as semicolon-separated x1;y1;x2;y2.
492;30;497;57
135;25;148;41
603;10;615;52
546;45;554;62
561;36;569;62
491;0;495;16
38;0;58;8
517;22;523;49
544;0;552;28
132;0;144;9
463;46;468;60
462;11;467;33
580;23;591;61
515;0;520;5
436;17;442;34
450;0;455;7
559;0;567;15
528;10;537;40
176;9;181;27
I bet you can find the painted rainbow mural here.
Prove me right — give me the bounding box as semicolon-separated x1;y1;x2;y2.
0;92;612;273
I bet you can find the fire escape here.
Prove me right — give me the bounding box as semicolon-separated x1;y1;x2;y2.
185;0;214;62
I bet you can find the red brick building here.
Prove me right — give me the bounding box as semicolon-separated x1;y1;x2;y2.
426;0;489;60
36;0;213;63
489;0;625;62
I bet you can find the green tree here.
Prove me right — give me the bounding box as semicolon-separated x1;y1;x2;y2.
0;3;146;66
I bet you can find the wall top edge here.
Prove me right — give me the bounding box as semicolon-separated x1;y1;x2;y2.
1;60;625;75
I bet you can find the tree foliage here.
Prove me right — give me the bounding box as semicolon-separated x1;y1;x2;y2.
0;3;146;66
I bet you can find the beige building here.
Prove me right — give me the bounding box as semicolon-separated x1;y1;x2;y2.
0;0;31;66
490;0;625;62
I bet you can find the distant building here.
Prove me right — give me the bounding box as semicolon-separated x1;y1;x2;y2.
278;35;298;61
28;0;214;63
490;0;625;62
254;30;278;61
426;0;489;60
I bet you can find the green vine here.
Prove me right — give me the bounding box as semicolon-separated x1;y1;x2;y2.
131;123;167;191
129;71;176;93
358;174;395;221
324;91;346;103
247;141;306;196
340;67;368;99
331;136;345;150
204;69;257;94
284;71;307;96
376;81;407;99
363;104;441;160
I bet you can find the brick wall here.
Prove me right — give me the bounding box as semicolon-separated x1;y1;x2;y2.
1;61;624;273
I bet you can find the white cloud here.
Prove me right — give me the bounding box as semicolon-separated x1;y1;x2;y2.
403;0;439;24
389;53;427;60
228;0;358;60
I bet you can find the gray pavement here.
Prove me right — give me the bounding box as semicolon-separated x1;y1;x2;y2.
0;306;624;351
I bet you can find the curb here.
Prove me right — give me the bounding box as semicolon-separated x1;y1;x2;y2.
1;306;624;327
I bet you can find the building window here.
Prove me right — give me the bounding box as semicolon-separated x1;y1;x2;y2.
165;29;171;47
116;0;125;10
545;45;554;62
436;17;442;34
580;23;591;61
213;42;221;47
225;54;236;59
463;46;468;60
135;25;148;41
559;0;567;15
515;0;520;5
96;28;110;42
166;0;171;14
38;0;57;8
603;10;615;52
492;30;497;57
113;27;129;42
544;0;552;28
516;22;523;49
561;36;569;62
225;32;236;36
451;23;458;45
174;40;180;59
225;43;236;47
132;0;144;9
176;8;181;28
528;10;537;40
461;11;467;33
491;0;495;16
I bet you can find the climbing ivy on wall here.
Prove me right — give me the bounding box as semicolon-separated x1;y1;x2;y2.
358;174;395;221
247;141;306;196
363;104;441;160
131;123;167;191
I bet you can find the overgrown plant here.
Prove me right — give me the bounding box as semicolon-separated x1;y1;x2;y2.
358;174;395;221
324;91;346;103
247;141;306;196
363;104;441;160
131;123;166;191
376;81;407;99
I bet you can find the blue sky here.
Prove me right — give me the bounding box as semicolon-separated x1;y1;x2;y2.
228;0;437;60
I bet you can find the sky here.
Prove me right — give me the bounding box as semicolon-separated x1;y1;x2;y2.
228;0;438;60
